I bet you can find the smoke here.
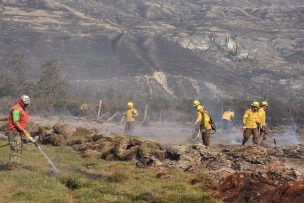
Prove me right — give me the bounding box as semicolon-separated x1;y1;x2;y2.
275;126;299;146
32;115;302;147
131;123;302;146
132;122;192;145
210;127;243;145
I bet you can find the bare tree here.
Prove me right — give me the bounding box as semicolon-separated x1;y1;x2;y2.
7;53;25;85
36;59;69;109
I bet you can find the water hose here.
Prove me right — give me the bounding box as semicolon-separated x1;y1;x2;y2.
0;142;9;148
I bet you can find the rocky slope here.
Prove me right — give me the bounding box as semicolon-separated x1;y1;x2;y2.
1;0;303;100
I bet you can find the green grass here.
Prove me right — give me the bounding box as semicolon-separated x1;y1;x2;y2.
0;141;220;203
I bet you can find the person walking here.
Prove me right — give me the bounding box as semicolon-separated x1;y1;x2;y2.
196;105;212;146
242;101;260;145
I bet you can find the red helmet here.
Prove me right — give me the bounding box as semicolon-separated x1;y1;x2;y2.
19;95;30;105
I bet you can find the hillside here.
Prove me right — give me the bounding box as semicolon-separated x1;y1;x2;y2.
1;0;303;100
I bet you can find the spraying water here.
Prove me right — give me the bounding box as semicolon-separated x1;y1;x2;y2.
38;148;60;174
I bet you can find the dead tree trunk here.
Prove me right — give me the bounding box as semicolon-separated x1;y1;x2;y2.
96;112;109;121
106;112;118;123
142;105;149;126
159;110;162;122
97;100;102;120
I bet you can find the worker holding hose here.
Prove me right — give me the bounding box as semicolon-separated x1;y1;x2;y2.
6;95;36;170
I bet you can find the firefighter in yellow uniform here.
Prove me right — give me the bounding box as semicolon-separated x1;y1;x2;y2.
242;101;260;145
124;102;138;136
258;101;269;140
196;105;212;146
222;109;234;132
192;100;201;143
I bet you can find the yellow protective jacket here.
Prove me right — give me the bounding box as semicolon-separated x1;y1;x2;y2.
222;111;234;121
258;107;266;127
243;109;260;129
195;112;202;124
126;108;138;122
196;111;212;130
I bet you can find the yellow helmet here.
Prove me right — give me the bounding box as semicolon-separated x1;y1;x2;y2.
262;101;268;107
197;105;204;111
127;102;134;107
251;101;259;108
193;99;200;107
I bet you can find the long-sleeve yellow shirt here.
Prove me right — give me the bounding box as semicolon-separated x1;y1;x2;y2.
222;111;234;121
243;109;259;129
258;107;267;126
195;112;202;124
195;111;212;130
126;108;138;122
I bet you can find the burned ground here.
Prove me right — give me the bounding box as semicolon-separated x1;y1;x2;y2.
1;120;301;203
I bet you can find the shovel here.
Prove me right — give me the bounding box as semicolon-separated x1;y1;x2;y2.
259;125;277;146
266;133;277;145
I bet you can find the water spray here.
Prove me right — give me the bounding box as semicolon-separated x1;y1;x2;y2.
20;134;60;173
1;137;60;173
36;148;60;174
29;139;60;173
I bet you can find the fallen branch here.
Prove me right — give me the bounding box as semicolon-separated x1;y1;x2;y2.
96;112;109;121
142;105;148;125
105;112;118;123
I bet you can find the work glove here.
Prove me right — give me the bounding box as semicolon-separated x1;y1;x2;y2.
24;130;31;138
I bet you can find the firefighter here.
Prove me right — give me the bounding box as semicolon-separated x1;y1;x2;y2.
124;102;138;136
242;101;260;145
196;105;212;146
258;101;269;140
